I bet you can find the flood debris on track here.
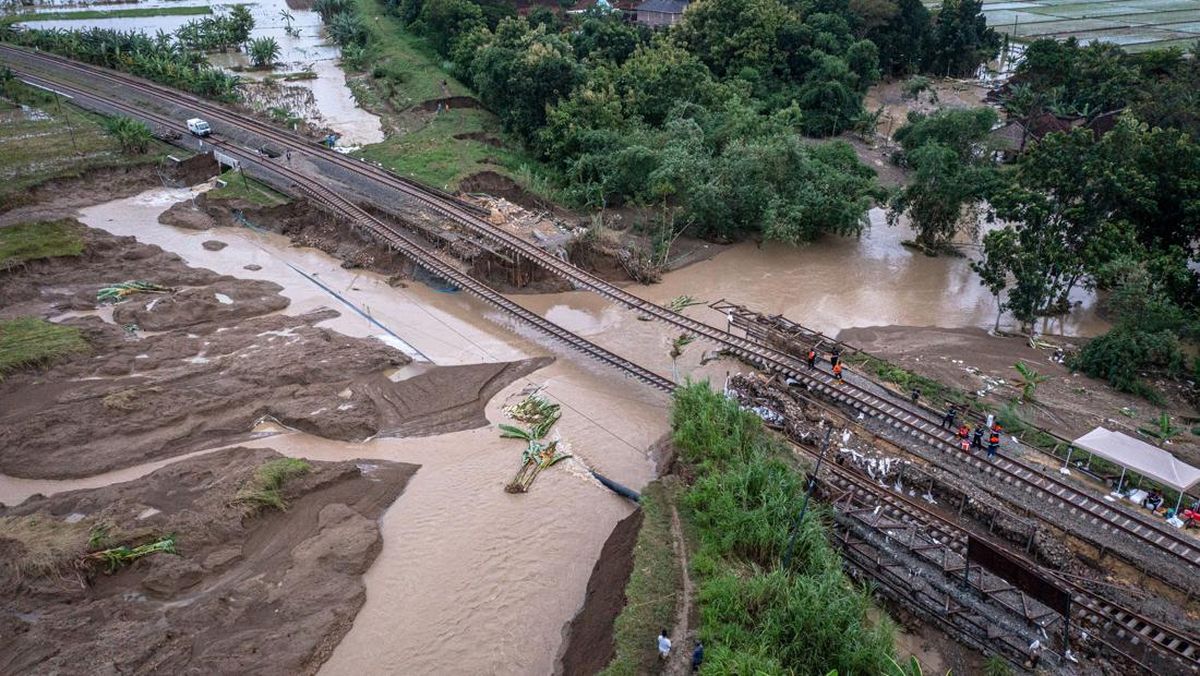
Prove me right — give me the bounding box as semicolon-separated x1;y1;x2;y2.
0;447;417;674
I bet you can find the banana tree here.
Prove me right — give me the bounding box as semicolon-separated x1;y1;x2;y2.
1013;361;1048;403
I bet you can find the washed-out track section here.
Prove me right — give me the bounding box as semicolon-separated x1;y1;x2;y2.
776;399;1199;674
6;47;1197;576
709;300;1200;574
8;51;1197;672
6;68;675;395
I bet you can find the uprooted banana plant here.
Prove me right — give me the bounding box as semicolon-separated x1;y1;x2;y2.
500;396;570;493
78;534;177;573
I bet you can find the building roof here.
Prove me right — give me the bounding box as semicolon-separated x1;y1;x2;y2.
636;0;688;13
988;121;1027;152
1073;427;1200;493
1024;112;1074;140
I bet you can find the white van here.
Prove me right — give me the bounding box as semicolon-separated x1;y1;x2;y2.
186;118;211;137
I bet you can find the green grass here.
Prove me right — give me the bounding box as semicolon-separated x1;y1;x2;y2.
844;352;968;407
349;0;473;105
209;169;290;207
0;317;88;381
235;458;312;513
0;218;84;267
0;79;170;209
3;5;211;24
601;481;681;676
354;107;551;191
344;0;556;195
667;383;897;674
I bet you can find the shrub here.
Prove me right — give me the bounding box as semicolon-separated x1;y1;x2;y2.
248;36;281;68
670;383;896;674
1071;327;1182;404
102;115;153;154
235;458;312;512
327;11;369;46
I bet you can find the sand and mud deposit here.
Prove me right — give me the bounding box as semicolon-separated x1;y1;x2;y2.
2;184;669;673
1;447;416;674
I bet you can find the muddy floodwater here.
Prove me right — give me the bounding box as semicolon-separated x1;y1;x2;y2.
0;186;666;674
522;208;1108;359
0;185;1109;672
20;0;384;146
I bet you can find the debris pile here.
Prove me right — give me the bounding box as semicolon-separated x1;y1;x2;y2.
472;195;576;254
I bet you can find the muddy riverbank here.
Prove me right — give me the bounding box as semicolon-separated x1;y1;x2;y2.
0;447;416;674
2;182;669;673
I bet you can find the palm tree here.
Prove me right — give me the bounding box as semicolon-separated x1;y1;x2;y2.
248;36;280;68
1013;361;1048;403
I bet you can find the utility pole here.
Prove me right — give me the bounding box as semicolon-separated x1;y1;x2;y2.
24;80;78;156
782;426;833;571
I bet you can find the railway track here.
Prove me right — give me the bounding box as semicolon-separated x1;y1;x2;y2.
777;400;1200;674
6;47;1199;575
8;69;675;395
713;301;1200;571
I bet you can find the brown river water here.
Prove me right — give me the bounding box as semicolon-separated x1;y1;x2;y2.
0;187;1107;673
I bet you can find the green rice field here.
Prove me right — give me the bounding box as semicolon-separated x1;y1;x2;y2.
968;0;1200;52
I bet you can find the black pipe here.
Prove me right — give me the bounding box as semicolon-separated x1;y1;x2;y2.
592;471;640;503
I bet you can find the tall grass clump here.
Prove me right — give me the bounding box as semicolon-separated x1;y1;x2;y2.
235;457;311;512
670;382;896;674
0;317;88;380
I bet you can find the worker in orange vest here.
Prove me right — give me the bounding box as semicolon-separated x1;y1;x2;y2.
987;432;1000;459
806;347;817;368
832;362;843;382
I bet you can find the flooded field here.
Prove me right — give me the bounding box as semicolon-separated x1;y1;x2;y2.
976;0;1200;52
18;0;384;145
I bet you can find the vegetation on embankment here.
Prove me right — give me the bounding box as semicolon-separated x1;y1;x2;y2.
1;24;243;102
210;169;290;207
0;317;88;381
0;75;169;207
316;0;551;194
667;383;896;673
0;218;84;267
3;5;212;25
601;481;681;676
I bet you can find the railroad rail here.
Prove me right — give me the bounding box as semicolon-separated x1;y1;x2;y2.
710;300;1200;572
767;385;1200;674
6;47;1198;574
8;69;675;395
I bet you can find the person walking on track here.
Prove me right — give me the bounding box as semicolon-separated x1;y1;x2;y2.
833;362;844;383
941;404;957;429
987;431;1001;459
971;426;984;450
806;347;817;369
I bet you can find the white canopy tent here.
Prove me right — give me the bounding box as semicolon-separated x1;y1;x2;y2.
1070;427;1200;512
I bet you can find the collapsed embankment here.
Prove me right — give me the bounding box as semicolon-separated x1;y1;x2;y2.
0;447;416;674
0;221;550;480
